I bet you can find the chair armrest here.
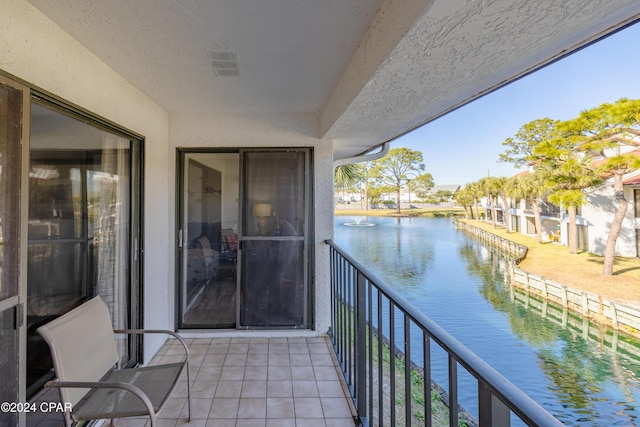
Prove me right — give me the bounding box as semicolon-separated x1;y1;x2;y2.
113;329;191;402
114;329;190;358
45;380;158;426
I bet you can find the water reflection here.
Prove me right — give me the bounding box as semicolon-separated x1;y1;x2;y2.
334;216;640;426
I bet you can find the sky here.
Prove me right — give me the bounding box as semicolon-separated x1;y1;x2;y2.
393;22;640;186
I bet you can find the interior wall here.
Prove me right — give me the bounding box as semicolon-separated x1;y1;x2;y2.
189;154;239;230
1;0;172;362
222;159;240;230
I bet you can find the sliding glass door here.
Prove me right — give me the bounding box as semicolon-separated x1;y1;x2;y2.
27;100;142;397
177;149;311;329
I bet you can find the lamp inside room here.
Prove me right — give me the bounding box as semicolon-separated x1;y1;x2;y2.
253;203;271;235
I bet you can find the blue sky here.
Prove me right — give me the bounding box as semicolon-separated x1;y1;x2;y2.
394;22;640;186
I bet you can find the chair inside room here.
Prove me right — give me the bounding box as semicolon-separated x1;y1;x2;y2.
219;228;238;265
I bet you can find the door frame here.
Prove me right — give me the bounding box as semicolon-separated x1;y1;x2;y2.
175;149;239;329
0;74;30;426
175;148;314;330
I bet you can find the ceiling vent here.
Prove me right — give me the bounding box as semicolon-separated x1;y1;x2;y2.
209;50;240;76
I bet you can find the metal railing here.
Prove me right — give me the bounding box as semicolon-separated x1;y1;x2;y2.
326;240;563;427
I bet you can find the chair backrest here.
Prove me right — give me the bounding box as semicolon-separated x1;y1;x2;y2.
37;296;119;406
221;228;237;252
198;236;216;262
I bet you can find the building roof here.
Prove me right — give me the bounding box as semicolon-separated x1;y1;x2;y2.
27;0;640;160
432;185;461;194
623;173;640;186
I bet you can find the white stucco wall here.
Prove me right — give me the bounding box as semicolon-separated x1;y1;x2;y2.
1;0;172;361
583;183;638;258
1;1;336;363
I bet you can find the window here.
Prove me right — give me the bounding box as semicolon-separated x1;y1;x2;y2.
27;100;142;396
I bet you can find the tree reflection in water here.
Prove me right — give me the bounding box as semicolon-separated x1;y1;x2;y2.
335;216;640;425
459;236;640;426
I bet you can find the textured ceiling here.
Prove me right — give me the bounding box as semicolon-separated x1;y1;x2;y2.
28;0;384;114
27;0;640;160
324;0;640;158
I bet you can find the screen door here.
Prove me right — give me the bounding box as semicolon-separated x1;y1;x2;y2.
239;150;309;328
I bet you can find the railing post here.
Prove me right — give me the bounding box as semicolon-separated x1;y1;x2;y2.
404;315;412;425
367;282;374;424
424;334;432;427
330;247;336;340
390;304;396;426
356;270;368;421
448;355;458;427
478;382;510;426
378;290;384;425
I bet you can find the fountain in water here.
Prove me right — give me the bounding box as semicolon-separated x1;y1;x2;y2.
343;216;375;227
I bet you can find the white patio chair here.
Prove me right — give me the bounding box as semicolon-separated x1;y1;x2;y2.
37;296;191;427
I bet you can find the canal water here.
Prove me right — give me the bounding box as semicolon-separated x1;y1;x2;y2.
334;216;640;426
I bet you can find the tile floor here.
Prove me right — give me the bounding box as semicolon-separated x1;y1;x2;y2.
28;336;357;427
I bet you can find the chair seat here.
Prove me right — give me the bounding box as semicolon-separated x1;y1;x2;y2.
73;362;184;421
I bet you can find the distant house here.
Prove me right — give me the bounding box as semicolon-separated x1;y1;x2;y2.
431;184;461;196
398;183;460;203
335;183;460;206
580;148;640;257
494;149;640;258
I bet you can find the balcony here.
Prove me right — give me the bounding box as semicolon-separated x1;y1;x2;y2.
28;336;356;427
29;242;563;427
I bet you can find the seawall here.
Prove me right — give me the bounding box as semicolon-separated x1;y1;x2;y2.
457;220;640;339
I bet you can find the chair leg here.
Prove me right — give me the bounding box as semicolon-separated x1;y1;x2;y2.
63;411;73;427
186;360;192;421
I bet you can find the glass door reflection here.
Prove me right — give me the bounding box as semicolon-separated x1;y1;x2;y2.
179;153;239;328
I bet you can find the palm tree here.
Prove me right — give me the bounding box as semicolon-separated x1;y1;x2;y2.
335;163;365;206
505;172;546;242
478;177;500;228
334;164;361;191
493;176;511;232
466;181;483;221
453;186;475;219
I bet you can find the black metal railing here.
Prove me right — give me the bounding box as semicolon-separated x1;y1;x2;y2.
326;240;563;427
